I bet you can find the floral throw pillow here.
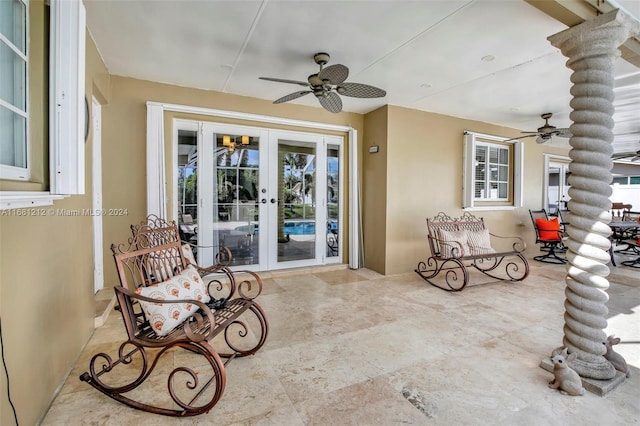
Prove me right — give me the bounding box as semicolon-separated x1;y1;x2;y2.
136;264;211;337
181;243;197;266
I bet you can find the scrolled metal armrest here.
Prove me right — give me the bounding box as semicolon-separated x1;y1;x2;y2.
114;286;217;342
232;269;264;300
431;236;466;258
194;263;225;275
488;232;527;253
180;241;233;268
183;303;217;342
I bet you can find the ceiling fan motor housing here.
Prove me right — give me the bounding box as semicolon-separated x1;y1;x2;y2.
314;52;330;65
313;87;326;97
308;73;323;86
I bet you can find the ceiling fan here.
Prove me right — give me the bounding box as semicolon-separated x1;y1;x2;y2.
507;113;572;144
259;52;386;113
612;149;640;162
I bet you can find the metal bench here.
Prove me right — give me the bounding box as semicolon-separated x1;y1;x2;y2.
415;212;529;291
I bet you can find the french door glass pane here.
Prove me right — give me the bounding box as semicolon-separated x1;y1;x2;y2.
547;165;565;214
216;134;259;266
176;129;198;250
278;141;316;263
0;106;26;167
327;144;339;257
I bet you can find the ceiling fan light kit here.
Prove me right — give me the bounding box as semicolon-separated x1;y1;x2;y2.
260;52;386;113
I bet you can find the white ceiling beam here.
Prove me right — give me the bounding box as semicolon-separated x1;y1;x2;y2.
525;0;640;67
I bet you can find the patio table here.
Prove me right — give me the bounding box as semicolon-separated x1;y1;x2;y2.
609;221;640;266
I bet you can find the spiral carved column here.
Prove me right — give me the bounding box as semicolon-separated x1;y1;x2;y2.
547;10;639;380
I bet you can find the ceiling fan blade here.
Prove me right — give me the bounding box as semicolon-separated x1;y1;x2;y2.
337;82;386;98
259;77;309;87
612;150;640;160
555;128;572;138
318;92;342;113
274;90;312;104
318;64;349;85
536;136;551;144
505;134;537;142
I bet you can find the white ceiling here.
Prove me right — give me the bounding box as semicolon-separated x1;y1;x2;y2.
84;0;640;155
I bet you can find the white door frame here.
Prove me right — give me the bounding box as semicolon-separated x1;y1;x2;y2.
192;122;340;271
149;102;361;269
199;122;268;269
543;154;571;212
92;97;104;293
267;129;326;270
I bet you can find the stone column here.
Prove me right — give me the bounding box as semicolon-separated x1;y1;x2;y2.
548;10;639;380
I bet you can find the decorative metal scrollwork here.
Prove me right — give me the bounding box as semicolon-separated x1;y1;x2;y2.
81;340;226;416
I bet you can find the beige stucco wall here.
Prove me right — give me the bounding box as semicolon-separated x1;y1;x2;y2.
362;105;388;273
362;105;569;275
100;76;365;287
0;5;110;424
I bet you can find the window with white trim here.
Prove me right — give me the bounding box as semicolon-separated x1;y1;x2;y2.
0;0;29;179
474;142;510;200
463;131;523;209
0;0;85;209
49;0;86;194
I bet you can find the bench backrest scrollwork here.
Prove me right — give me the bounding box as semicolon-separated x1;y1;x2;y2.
130;215;181;251
111;232;190;342
426;211;486;258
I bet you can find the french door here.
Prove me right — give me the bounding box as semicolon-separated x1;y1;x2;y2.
545;156;571;214
176;121;342;271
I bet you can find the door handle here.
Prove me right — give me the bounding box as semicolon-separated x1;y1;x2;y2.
261;199;267;204
270;198;278;204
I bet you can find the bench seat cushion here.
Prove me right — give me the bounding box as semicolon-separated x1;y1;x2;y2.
136;264;211;336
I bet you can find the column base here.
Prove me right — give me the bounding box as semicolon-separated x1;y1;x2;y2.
540;358;627;396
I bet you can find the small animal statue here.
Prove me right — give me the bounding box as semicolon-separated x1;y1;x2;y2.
604;335;632;378
548;348;585;396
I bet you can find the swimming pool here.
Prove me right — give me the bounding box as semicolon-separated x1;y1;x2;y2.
235;221;337;236
283;221;316;235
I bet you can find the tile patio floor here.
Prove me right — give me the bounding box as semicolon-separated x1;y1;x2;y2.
42;256;639;425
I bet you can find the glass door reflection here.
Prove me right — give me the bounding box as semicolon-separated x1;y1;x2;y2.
214;133;260;267
275;139;317;264
177;123;342;271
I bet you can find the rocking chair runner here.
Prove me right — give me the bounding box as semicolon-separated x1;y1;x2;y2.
79;216;268;417
530;209;567;264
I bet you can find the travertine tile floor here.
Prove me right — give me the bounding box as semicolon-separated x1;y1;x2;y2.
43;257;639;425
